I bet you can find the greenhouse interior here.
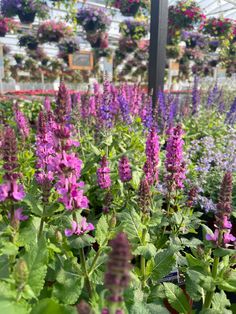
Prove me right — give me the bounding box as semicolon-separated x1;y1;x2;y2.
0;0;236;313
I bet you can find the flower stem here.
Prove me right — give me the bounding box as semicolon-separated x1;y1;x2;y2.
203;256;220;308
79;248;94;299
141;228;147;288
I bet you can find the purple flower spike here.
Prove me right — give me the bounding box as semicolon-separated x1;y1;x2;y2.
97;156;111;189
105;233;132;308
165;124;186;192
118;156;132;183
144;127;159;185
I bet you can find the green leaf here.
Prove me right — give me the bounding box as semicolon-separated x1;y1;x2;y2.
95;215;109;246
130;302;169;314
0;255;9;279
163;283;191;314
69;234;96;249
211;291;231;313
52;261;84;305
23;193;43;216
185;270;204;301
24;237;48;297
151;248;176;281
214;248;236;257
31;298;77;314
0;299;28;314
118;209;144;244
133;244;157;260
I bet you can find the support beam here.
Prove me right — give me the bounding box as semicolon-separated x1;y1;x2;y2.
148;0;169;109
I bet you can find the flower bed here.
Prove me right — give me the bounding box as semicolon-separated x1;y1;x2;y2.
0;81;236;313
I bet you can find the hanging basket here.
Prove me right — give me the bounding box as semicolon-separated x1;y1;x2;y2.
18;11;36;24
120;2;140;16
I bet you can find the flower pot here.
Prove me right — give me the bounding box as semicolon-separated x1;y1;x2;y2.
27;42;38;50
84;21;100;33
120;3;140;16
18;11;36;24
186;39;197;49
0;30;6;37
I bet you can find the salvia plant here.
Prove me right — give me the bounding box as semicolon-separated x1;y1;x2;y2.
0;81;235;314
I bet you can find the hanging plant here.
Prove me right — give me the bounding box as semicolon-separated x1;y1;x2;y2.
118;37;138;54
86;32;109;49
1;0;49;24
77;7;111;33
28;47;47;61
58;37;80;54
19;34;39;50
120;20;148;41
208;40;219;52
200;17;233;38
166;45;180;59
0;17;18;37
37;20;73;44
110;0;147;17
181;31;206;49
14;53;25;65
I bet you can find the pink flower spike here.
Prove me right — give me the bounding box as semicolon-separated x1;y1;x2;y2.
12;182;25;201
65;220;77;237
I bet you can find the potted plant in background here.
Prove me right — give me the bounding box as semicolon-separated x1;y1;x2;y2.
0;16;18;37
120;19;148;41
200;17;233;38
1;0;49;24
14;53;25;65
77;7;111;33
208;39;219;52
86;32;109;49
37;20;73;44
110;0;148;16
19;34;39;50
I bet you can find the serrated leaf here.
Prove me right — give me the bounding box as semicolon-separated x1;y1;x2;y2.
130;302;169;314
95;215;109;246
24;237;48;297
0;255;9;279
0;299;28;314
133;244;157;260
151;248;176;281
31;298;77;314
23;193;43;216
69;234;96;249
185;270;204;301
211;291;231;313
52;262;84;305
163;283;191;314
119;209;143;244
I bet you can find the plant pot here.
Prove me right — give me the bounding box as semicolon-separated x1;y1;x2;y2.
0;30;6;37
83;21;100;33
15;58;23;65
18;11;36;24
120;3;140;16
186;39;197;49
27;42;38;50
209;60;218;67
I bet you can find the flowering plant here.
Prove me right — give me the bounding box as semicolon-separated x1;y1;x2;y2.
1;0;49;24
0;17;18;36
120;19;148;41
111;0;147;16
200;17;234;38
169;0;205;30
19;34;39;50
77;7;111;33
37;20;73;43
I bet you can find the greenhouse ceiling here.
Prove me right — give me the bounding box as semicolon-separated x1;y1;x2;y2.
169;0;236;19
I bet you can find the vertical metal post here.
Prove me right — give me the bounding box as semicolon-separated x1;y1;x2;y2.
148;0;169;109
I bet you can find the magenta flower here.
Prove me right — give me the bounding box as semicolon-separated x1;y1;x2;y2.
13;103;30;139
222;216;232;229
165;124;186;192
144;127;159;185
57;175;88;211
97;156;111;189
224;231;236;244
14;208;28;221
206;229;219;242
118;156;132;183
65;217;94;237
